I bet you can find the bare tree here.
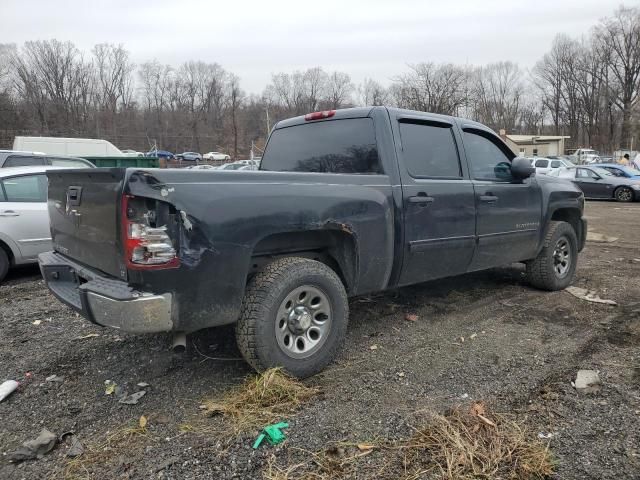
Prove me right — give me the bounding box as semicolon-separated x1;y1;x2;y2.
357;78;390;106
326;71;353;108
226;73;244;159
393;63;468;115
596;6;640;149
92;43;135;112
471;61;524;132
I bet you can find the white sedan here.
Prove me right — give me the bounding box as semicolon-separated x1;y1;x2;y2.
203;152;231;161
0;166;72;282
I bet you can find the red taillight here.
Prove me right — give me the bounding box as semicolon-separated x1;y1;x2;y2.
304;110;336;121
121;195;179;270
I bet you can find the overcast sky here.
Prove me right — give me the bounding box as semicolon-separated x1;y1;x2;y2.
0;0;631;93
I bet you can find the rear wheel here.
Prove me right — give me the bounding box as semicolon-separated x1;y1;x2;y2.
615;186;634;202
526;221;578;291
0;248;9;283
236;257;348;378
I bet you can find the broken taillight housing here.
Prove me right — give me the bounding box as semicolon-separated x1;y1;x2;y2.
122;195;179;270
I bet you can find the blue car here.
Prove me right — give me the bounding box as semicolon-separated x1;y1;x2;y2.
146;150;175;160
592;163;640;179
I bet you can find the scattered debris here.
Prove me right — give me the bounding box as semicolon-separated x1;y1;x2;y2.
470;333;478;339
154;456;180;472
253;422;289;448
573;370;601;393
62;433;85;458
586;232;619;243
357;443;375;452
45;375;63;383
369;344;378;350
139;415;148;428
32;319;42;326
566;287;617;306
76;333;100;340
104;380;117;395
404;313;419;322
397;372;405;378
119;390;147;405
538;432;557;439
0;379;19;402
8;429;57;462
137;382;150;388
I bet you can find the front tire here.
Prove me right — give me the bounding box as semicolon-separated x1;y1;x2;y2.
526;221;578;291
236;257;348;378
615;186;634;202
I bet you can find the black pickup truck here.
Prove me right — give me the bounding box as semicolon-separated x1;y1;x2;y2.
39;107;586;377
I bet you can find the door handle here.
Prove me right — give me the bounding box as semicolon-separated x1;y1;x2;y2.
0;210;20;217
408;195;434;204
479;195;498;203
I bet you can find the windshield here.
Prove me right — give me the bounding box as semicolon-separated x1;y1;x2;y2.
624;167;640;175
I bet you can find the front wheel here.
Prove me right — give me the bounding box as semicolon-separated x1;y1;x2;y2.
615;186;634;202
526;221;578;291
236;257;348;378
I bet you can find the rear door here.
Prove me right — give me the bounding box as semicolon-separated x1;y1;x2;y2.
0;173;51;260
392;114;476;285
462;128;542;271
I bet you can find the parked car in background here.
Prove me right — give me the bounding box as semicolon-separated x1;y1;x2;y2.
0;166;75;282
530;157;573;175
238;164;258;171
121;149;145;157
556;166;640;202
217;162;246;170
203;152;231;161
185;164;217;170
176;152;203;162
13;136;124;157
146;150;175;160
0;151;94;168
569;148;600;164
591;163;640;179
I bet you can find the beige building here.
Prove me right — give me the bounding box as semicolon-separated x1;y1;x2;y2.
499;131;570;157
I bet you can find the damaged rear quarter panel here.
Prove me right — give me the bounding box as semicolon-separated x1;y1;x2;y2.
124;169;395;332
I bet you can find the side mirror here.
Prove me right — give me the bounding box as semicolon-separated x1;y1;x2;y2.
511;157;535;180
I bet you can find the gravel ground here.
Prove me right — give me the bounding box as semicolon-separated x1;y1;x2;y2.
1;200;639;479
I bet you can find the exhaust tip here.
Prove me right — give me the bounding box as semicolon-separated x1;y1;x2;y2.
172;331;187;353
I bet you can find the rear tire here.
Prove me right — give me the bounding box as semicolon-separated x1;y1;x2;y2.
236;257;348;378
0;248;9;283
526;221;578;291
614;186;634;202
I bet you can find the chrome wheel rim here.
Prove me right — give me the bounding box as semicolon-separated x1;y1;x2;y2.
553;237;571;278
275;285;332;359
617;188;632;201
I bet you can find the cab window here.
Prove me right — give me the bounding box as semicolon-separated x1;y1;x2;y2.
1;174;47;202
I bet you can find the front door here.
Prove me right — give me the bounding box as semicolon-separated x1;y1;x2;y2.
0;173;51;260
461;129;542;271
574;167;612;198
393;115;476;286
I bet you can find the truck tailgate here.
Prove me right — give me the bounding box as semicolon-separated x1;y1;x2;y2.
47;169;126;278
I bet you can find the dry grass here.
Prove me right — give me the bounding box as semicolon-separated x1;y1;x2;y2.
262;402;555;480
202;368;320;434
50;421;152;480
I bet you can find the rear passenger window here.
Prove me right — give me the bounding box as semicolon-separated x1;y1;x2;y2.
1;174;47;202
535;159;549;168
463;130;513;182
399;121;461;178
4;155;46;167
261;118;381;174
551;161;562;168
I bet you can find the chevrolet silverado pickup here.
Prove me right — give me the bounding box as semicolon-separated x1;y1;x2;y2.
38;107;587;377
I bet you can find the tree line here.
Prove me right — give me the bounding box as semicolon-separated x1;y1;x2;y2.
0;5;638;157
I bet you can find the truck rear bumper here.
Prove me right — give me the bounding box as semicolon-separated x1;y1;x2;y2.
38;251;173;333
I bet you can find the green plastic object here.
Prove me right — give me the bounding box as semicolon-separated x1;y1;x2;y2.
252;422;289;449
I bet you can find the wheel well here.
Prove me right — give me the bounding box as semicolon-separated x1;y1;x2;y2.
551;208;582;243
249;230;357;293
0;239;14;265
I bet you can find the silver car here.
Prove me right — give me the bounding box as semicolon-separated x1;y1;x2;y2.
0;166;72;282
